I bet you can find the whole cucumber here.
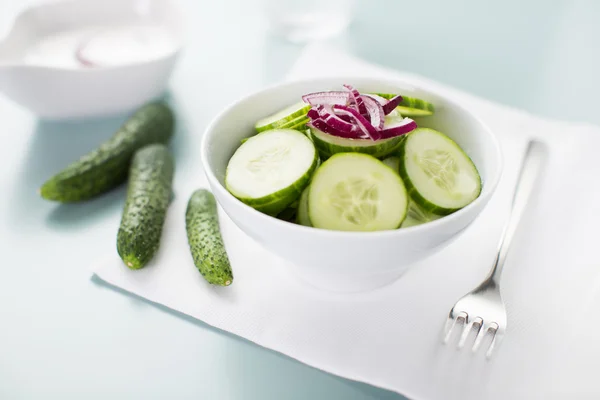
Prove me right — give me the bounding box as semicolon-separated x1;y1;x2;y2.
185;189;233;286
117;144;174;270
40;102;174;202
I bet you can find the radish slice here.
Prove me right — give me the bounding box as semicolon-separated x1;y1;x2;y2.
333;105;380;140
302;91;349;106
361;95;385;129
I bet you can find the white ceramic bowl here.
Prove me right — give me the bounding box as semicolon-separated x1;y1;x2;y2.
202;77;503;293
0;0;183;119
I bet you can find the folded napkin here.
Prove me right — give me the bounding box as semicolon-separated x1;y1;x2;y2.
93;43;600;400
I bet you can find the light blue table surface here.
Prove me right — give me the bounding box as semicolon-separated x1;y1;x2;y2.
1;0;598;399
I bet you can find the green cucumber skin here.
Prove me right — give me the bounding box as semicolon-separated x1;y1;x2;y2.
185;189;233;286
229;145;319;216
375;93;435;116
40;102;175;202
296;186;312;227
398;130;480;216
309;128;404;160
285;118;309;132
255;104;311;133
117;144;174;270
277;115;309;131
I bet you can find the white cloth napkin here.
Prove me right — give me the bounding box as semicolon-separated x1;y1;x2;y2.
93;43;600;400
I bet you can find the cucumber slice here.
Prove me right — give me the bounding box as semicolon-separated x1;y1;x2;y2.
296;186;312;226
400;199;442;228
380;155;439;228
226;129;318;216
382;156;400;173
279;114;309;129
309;127;404;160
399;128;481;215
277;206;298;223
242;115;309;146
255;102;311;133
374;93;435;117
285;117;310;132
309;153;408;232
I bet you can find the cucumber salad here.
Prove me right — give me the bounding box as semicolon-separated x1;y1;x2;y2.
225;84;481;232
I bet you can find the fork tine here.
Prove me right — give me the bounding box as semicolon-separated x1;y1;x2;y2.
442;314;456;344
470;318;484;352
485;323;502;359
443;311;466;344
457;320;473;349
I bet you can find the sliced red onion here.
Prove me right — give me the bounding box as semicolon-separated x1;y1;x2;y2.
361;95;385;130
307;108;321;120
333;105;380;140
379;118;417;139
337;114;353;123
363;93;387;104
315;105;357;133
343;84;368;116
382;95;403;115
307;119;365;139
302;91;349;106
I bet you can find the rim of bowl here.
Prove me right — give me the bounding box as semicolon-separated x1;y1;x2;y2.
201;76;504;239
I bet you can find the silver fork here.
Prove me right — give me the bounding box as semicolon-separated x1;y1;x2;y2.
443;140;545;358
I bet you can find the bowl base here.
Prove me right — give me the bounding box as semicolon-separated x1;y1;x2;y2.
284;261;408;293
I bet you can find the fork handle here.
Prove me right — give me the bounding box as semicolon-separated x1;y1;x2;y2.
487;140;545;284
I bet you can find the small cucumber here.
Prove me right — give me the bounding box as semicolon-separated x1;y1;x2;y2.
40;102;174;202
185;189;233;286
117;144;174;270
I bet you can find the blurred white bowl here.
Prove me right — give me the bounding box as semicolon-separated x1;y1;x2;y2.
0;0;183;119
202;77;503;293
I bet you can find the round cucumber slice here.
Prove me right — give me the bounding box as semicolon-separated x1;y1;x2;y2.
309;127;404;160
296;186;312;226
374;93;435;117
400;199;442;228
399;128;481;215
226;129;318;216
309;153;408;232
279;114;309;130
285;117;310;132
255;102;311;133
382;156;400;173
